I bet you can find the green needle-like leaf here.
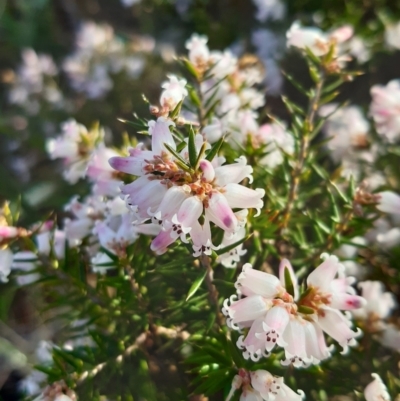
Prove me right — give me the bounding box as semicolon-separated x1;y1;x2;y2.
205;135;225;162
215;234;251;256
188;126;198;168
186;269;207;301
284;266;295;298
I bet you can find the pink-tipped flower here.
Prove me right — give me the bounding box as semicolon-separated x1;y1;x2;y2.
250;370;305;401
364;374;391;401
109;118;264;257
222;254;365;366
228;369;304;401
370;80;400;143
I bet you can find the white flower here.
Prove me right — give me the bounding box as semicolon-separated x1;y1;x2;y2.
319;104;370;163
353;281;396;321
209;50;237;79
287;22;353;59
86;145;122;197
47;119;100;184
380;324;400;352
370;80;400;143
185;34;210;67
109;118;264;256
376;191;400;215
256;123;294;168
250;370;304;401
160;75;188;110
93;213;141;256
335;236;367;278
120;0;141;7
385;22;400;50
231;370;304;401
217;225;247;268
252;0;286;21
8;48;60;111
0;248;13;282
364;373;391;401
64;196;107;247
222;254;365;365
347;36;371;63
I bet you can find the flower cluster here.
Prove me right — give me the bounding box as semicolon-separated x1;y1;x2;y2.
228;369;304;401
370;79;400;143
63;21;146;99
109;116;265;256
223;254;366;365
8;49;63;114
183;34;295;170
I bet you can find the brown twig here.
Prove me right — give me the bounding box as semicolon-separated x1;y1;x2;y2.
278;75;325;235
200;254;224;328
73;326;189;386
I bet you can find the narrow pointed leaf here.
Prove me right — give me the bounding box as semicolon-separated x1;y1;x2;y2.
188;126;198;167
164;143;190;167
284;266;295;298
186;269;207;301
215;234;251;256
170;99;183;119
205;136;225;161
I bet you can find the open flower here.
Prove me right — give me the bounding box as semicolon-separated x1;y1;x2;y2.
229;369;304;401
370;80;400;143
364;373;391;401
376;191;400;215
222;254;365;365
109;117;264;256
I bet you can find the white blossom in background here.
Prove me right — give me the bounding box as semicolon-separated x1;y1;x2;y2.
120;0;141;7
255;123;295;168
160;75;188;110
319;104;370;163
222;254;365;365
228;369;304;401
12;227;66;286
63;196;108;248
335;236;368;278
252;0;286;21
352;281;396;322
0;248;13;282
109;116;264;257
366;218;400;250
19;341;55;398
63;21;146;98
380;324;400;352
364;374;391;401
183;34;266;147
252;29;284;95
185;34;210;68
47;119;101;184
385;22;400;50
8;48;62;114
217;225;247;268
287;23;353;66
347;36;371;63
370;80;400;143
86;145;122;197
376;191;400;215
